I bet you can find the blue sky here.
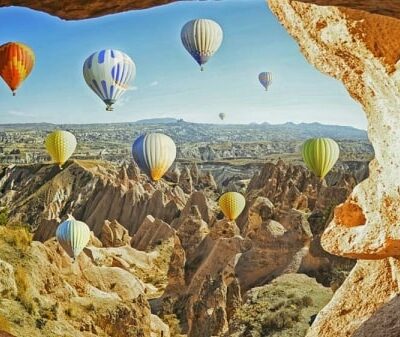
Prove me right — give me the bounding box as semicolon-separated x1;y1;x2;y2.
0;0;367;128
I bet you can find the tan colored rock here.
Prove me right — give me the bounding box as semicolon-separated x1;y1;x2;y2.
0;0;178;20
132;215;176;251
0;259;17;298
236;209;312;291
308;259;400;337
177;216;210;260
99;219;132;247
151;314;170;337
267;1;400;335
188;274;229;337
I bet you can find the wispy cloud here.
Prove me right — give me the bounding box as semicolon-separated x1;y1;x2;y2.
114;95;132;108
7;110;35;117
149;81;159;87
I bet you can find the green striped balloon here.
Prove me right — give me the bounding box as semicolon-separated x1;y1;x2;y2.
301;138;340;179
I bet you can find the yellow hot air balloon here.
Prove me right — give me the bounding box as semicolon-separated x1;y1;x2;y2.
45;130;77;168
219;192;246;221
301;137;340;179
56;216;90;260
0;42;35;96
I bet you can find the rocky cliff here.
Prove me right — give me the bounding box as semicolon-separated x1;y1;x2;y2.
267;1;400;336
0;0;176;19
0;159;364;336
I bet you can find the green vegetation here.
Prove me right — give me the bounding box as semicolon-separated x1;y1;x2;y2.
162;314;185;337
0;208;9;226
14;266;38;315
231;274;332;337
131;238;175;297
0;314;12;333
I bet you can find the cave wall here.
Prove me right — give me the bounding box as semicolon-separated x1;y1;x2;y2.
0;0;177;19
267;0;400;336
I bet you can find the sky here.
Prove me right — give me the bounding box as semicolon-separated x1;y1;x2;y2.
0;0;367;128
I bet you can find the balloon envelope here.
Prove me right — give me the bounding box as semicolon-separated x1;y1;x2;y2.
45;130;77;167
181;19;223;70
83;49;135;111
219;113;226;120
219;192;246;221
0;42;35;95
132;133;176;181
301;137;340;179
259;72;272;91
56;217;90;260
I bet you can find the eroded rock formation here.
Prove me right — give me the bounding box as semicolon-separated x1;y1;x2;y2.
267;0;400;335
0;0;177;20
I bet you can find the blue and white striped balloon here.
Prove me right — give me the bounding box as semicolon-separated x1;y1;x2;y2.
83;49;136;111
259;72;272;91
132;133;176;181
56;216;91;260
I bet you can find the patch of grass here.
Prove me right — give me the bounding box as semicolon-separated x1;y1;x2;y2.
231;274;332;337
162;314;184;337
0;225;32;253
0;207;9;226
131;238;174;296
14;266;38;315
0;314;11;332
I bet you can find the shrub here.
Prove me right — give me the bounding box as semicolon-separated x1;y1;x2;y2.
0;225;32;253
162;314;183;337
0;208;8;226
0;314;11;332
14;266;38;314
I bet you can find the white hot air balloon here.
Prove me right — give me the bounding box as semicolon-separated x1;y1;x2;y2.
259;72;272;91
56;216;91;261
83;49;136;111
181;19;223;71
132;133;176;181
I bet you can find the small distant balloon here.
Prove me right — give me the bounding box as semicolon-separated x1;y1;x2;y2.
219;113;226;121
181;19;223;71
56;216;91;260
0;42;35;96
259;72;272;91
219;192;246;221
83;49;136;111
301;137;340;179
45;130;77;168
132;133;176;181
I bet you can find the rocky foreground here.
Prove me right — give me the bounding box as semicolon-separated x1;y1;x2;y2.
0;159;367;336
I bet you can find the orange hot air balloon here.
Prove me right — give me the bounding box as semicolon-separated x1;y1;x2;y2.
0;42;35;96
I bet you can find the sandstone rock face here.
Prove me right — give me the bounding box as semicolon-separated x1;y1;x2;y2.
0;161;187;240
267;0;400;336
0;0;177;20
99;219;132;247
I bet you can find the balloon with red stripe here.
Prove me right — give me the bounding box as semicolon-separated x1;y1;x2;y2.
0;42;35;96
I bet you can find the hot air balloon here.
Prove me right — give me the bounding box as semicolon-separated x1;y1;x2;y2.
219;113;226;121
219;192;246;221
83;49;135;111
301;137;340;180
181;19;223;71
0;42;35;96
132;133;176;181
45;130;77;168
56;216;90;260
259;72;272;91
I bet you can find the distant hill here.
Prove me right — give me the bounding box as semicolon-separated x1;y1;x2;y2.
133;118;179;125
0;119;367;141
